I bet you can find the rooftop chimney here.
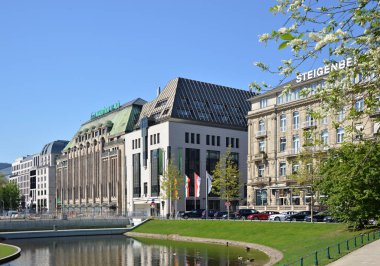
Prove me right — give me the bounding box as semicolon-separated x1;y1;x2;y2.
157;86;161;97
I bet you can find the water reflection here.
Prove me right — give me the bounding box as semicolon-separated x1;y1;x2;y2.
4;235;268;266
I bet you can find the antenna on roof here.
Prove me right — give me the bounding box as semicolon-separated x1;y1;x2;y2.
157;86;161;96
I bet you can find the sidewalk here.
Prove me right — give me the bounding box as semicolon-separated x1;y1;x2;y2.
328;239;380;266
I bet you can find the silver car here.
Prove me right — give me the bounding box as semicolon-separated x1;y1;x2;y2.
268;211;298;221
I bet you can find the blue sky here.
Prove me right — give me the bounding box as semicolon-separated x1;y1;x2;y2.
0;1;309;163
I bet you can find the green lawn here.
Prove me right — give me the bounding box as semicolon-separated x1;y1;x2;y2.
0;243;18;259
133;220;378;265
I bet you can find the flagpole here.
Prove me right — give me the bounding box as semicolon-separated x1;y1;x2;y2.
206;173;208;219
194;173;196;210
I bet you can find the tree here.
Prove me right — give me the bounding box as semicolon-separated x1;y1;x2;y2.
318;139;380;229
160;157;182;218
252;0;379;125
0;173;7;187
290;129;325;221
0;181;20;211
211;148;240;219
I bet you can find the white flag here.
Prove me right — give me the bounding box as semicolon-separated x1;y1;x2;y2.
206;171;213;194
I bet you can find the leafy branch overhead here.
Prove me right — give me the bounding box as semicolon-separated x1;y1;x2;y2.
253;0;379;123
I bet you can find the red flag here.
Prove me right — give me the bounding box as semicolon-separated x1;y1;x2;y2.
185;175;190;198
194;172;201;198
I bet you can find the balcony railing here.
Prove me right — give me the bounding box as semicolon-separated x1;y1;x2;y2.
253;151;267;161
255;130;267;138
253;176;269;186
285;148;300;157
302;120;317;129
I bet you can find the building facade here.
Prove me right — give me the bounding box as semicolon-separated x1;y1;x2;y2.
125;77;255;216
11;154;40;210
247;74;379;211
36;140;68;213
56;99;146;216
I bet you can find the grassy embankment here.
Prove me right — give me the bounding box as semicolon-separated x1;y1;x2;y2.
0;243;18;259
133;220;377;265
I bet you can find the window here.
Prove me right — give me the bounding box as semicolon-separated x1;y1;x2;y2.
191;133;195;144
292;135;300;153
213;103;224;112
321;130;328;145
293;112;299;130
293;88;300;100
206;135;210;145
280;137;286;152
355;98;364;112
231;138;235;148
337;109;345;122
196;134;200;144
277;94;284;104
279;162;286;176
258;164;265;177
154;134;157;144
155;99;168;108
185;132;189;143
260;98;267;108
336;128;344;143
258;120;265;132
322;116;328;125
150;135;153;145
217;136;220;146
235;138;239;148
194;100;206;109
259;140;266;152
305;114;313;126
132;140;135;149
157;133;160;144
226;137;230;147
292;163;299;174
280;114;286;132
212;136;215;146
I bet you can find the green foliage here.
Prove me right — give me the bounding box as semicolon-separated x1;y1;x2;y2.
256;0;380;123
318;139;380;229
0;181;20;210
211;148;240;203
0;173;7;187
161;158;182;201
160;157;183;215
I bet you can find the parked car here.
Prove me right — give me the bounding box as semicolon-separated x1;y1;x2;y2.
268;211;298;221
222;212;236;219
235;209;259;220
180;209;205;219
305;212;329;222
201;210;216;219
247;211;279;221
285;211;318;221
214;211;227;219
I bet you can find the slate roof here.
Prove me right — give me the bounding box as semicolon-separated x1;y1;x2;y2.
41;140;69;155
136;77;256;130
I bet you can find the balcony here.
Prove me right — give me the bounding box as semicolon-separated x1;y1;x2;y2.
255;130;267;138
302;121;317;129
253;151;267;161
252;176;270;186
104;138;124;148
285;148;300;158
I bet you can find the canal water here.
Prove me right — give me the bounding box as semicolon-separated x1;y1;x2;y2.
4;235;269;265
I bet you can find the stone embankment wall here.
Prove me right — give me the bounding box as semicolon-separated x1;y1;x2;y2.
0;218;130;232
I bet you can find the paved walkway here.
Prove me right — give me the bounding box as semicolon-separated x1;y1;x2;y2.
328;239;380;266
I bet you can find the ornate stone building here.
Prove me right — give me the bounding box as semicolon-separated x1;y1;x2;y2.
247;74;379;211
56;99;146;216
